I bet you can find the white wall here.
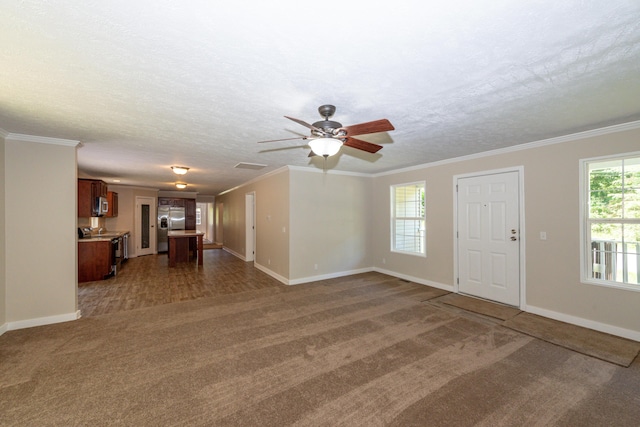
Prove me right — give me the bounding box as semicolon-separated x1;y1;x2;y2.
4;134;79;329
371;124;640;339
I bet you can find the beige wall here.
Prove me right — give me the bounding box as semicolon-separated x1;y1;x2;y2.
372;126;640;337
217;168;290;280
5;136;78;326
289;168;372;282
0;135;6;329
105;185;158;257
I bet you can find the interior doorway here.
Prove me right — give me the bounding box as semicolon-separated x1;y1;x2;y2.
215;202;224;245
455;168;523;307
245;192;255;262
135;196;156;256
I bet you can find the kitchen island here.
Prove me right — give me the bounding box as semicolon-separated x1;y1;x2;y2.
167;230;204;267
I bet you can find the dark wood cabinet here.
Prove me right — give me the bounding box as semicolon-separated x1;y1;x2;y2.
78;178;109;217
185;199;196;230
78;180;93;217
107;191;118;217
93;180;108;198
78;241;112;282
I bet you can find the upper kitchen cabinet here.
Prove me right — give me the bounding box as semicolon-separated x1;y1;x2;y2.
78;179;93;217
78;178;109;217
107;191;118;217
93;180;108;198
185;199;196;230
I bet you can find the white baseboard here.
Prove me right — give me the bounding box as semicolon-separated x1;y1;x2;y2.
372;267;455;292
525;305;640;342
254;263;289;285
223;246;246;261
7;310;81;331
288;267;374;286
0;322;7;336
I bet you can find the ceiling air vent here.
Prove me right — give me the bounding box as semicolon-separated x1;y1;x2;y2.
234;162;267;170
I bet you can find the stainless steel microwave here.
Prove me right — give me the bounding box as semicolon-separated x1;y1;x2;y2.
94;196;109;216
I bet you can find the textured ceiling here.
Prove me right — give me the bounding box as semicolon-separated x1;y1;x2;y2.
1;1;640;195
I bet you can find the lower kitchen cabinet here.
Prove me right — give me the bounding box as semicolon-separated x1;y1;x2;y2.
78;241;112;282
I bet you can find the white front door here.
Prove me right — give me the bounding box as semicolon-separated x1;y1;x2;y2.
457;171;521;306
136;196;156;256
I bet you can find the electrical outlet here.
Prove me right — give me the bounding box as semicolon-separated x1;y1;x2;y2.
382;258;386;264
540;231;547;240
314;264;318;270
268;259;271;265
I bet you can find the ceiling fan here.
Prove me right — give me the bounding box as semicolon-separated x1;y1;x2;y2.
258;105;395;158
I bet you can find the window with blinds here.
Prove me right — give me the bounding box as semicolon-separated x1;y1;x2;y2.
391;182;426;256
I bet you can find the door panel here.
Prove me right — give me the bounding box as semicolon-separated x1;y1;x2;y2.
458;171;520;306
136;196;155;256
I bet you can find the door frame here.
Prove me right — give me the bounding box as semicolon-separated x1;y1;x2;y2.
135;196;157;256
453;166;527;309
245;192;256;262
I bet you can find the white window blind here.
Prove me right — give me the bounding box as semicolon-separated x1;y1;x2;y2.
391;182;426;255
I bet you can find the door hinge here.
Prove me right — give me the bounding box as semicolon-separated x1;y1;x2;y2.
457;277;459;284
456;184;458;192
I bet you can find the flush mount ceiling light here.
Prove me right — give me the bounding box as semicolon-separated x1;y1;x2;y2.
171;166;190;175
175;183;187;189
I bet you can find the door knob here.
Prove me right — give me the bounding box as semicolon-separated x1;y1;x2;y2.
510;236;517;241
511;229;517;234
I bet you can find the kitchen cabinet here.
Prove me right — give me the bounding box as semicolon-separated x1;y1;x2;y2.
185;199;196;230
107;191;118;217
93;180;108;198
78;240;112;282
78;180;93;217
78;178;109;217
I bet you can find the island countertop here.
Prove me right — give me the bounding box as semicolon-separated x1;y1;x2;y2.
167;230;205;237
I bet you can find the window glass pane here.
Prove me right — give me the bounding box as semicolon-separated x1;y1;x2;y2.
589;190;622;218
622;224;640;284
624;189;640;219
623;158;640;189
392;182;425;255
591;222;621;242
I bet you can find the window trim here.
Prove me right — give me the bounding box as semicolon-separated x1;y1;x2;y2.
580;151;640;292
390;181;426;257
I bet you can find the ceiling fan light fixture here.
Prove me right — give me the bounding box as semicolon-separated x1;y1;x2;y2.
175;183;187;189
171;166;189;175
309;137;343;157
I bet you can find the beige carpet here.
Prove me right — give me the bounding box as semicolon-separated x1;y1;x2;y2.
435;293;522;320
503;312;640;367
2;273;639;426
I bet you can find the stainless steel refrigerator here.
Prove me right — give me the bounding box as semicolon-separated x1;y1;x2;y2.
157;206;185;252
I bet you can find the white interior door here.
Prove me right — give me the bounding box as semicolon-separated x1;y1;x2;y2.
136;196;156;256
245;193;255;262
457;171;520;306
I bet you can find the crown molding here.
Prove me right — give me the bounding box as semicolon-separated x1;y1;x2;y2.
218;166;290;196
5;132;80;147
374;119;640;177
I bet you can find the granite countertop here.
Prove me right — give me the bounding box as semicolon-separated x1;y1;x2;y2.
78;230;130;242
167;230;204;237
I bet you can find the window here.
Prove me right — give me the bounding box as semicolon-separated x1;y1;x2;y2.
391;182;426;255
582;154;640;290
196;207;202;226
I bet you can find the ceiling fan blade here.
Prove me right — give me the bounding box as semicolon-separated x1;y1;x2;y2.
341;119;394;136
308;150;318;157
343;137;383;153
257;136;308;143
284;116;323;133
